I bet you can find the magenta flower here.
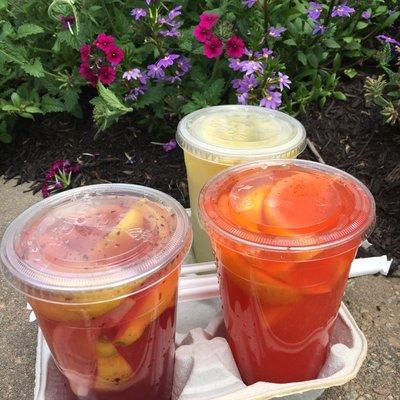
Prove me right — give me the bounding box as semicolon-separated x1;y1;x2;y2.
42;160;80;198
278;72;291;91
60;15;75;29
147;64;165;79
131;8;147;20
105;45;124;65
163;138;177;152
194;24;212;43
361;10;372;20
199;12;219;30
307;2;323;21
268;26;286;38
79;63;97;86
260;91;282;109
94;33;115;51
80;44;91;63
226;35;246;58
98;65;116;85
331;4;355;17
204;35;223;59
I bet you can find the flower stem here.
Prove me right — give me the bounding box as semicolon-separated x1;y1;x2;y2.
324;0;337;28
210;57;221;81
263;0;270;34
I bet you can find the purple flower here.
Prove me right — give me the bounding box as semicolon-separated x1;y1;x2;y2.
268;26;286;38
331;4;355;18
307;2;323;21
240;60;264;76
163;138;177;152
361;10;372;20
229;58;242;71
239;75;259;93
312;23;326;35
126;84;147;101
244;0;257;7
54;181;64;190
231;79;242;90
278;72;291;91
256;47;273;59
131;8;147;20
146;0;153;5
123;69;141;81
168;5;182;20
237;92;249;105
147;64;165;79
59;15;75;29
260;91;282;110
177;56;191;74
160;27;181;37
157;53;180;68
376;35;400;47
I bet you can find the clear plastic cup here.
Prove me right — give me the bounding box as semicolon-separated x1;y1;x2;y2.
199;160;375;384
1;184;192;400
176;105;306;262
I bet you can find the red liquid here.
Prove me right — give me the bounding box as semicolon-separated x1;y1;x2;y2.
19;196;190;399
202;164;372;383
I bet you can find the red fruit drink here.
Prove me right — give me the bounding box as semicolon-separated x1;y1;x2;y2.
199;160;375;384
1;185;192;399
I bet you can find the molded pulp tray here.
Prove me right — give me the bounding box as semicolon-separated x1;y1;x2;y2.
34;287;367;400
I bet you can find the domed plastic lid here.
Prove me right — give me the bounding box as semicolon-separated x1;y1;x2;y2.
199;160;375;250
177;105;306;165
1;184;191;301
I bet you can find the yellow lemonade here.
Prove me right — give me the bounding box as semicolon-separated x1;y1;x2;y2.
177;105;306;262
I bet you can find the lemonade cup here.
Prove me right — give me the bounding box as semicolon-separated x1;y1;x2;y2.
199;160;375;384
1;184;192;400
176;105;306;262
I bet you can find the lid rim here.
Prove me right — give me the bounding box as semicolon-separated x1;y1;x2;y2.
199;159;376;252
1;184;192;297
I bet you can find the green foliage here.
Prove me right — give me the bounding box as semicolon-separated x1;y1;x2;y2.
364;45;400;126
0;0;399;142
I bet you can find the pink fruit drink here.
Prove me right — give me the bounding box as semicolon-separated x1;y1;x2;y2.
1;185;192;400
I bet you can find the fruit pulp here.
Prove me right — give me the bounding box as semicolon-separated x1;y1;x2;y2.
206;165;370;383
21;196;186;399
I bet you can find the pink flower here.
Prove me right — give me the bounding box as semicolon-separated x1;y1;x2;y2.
98;65;116;85
79;63;97;86
204;35;223;59
105;45;124;65
226;35;245;58
199;12;219;30
194;24;212;43
80;44;91;63
94;32;115;51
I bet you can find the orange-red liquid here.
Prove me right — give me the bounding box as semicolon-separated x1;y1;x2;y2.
205;165;368;383
20;196;188;399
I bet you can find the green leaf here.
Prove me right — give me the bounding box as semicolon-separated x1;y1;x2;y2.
0;120;12;143
64;88;80;112
19;112;34;120
342;37;353;43
2;105;19;112
136;85;165;109
344;69;358;79
11;93;21;107
97;82;131;112
41;94;65;113
284;39;297;46
307;53;319;68
381;11;400;29
17;24;44;39
333;91;347;101
324;38;340;49
57;31;81;50
25;106;43;114
191;67;208;87
297;52;307;66
333;53;341;71
21;58;45;77
0;0;7;11
181;102;201;115
205;78;224;104
356;21;368;30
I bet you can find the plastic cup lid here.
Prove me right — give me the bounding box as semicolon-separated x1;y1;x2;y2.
176;105;306;165
199;160;375;251
1;184;191;301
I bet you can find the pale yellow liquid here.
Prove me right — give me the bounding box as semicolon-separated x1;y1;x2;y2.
184;112;300;262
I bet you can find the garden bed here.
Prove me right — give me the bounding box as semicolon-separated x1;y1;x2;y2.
0;76;399;267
